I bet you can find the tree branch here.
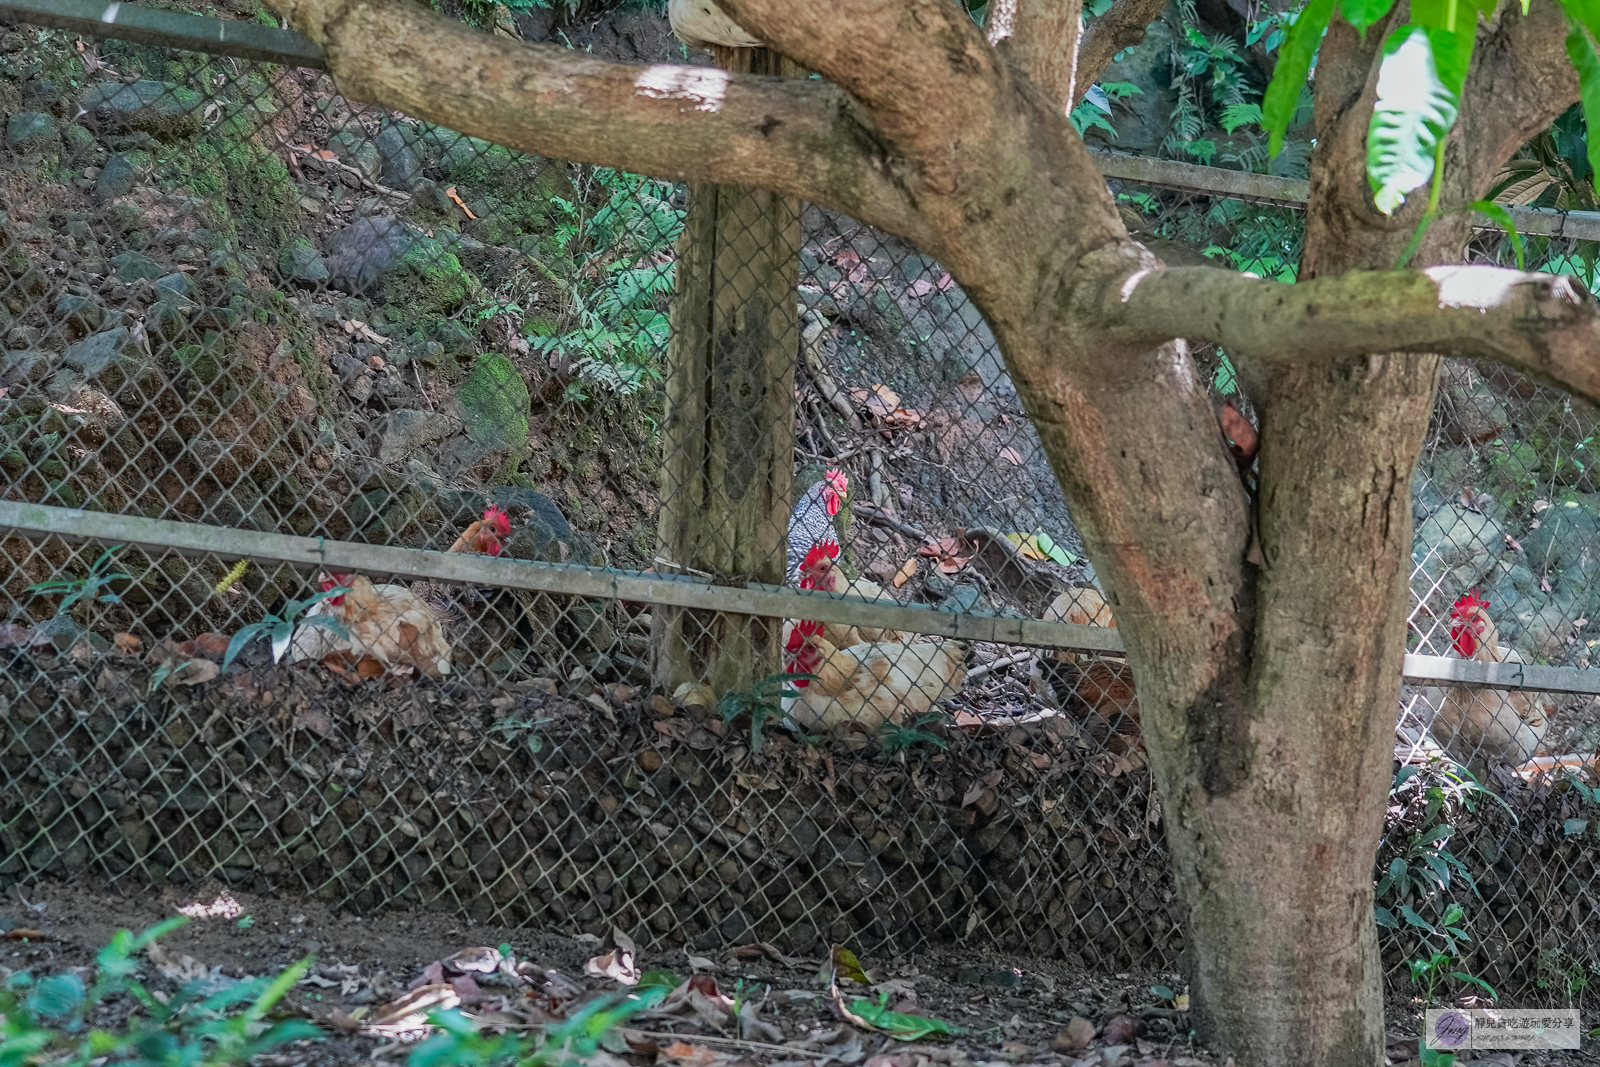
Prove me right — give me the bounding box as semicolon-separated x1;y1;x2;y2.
1073;0;1169;103
266;0;928;244
986;0;1084;110
1107;264;1600;403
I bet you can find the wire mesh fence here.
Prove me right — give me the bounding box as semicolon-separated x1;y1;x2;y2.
0;3;1598;1001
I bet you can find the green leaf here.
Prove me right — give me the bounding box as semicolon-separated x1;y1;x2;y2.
223;623;269;671
1341;0;1398;35
1400;904;1436;931
1220;102;1262;133
26;973;84;1018
1563;11;1600;196
1471;201;1525;269
1367;25;1466;215
1263;0;1335;157
1375;906;1399;928
848;992;967;1041
638;969;683;991
1565;817;1590;835
1150;985;1176;1000
269;620;294;665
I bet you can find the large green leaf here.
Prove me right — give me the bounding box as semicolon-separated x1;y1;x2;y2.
1340;0;1398;36
1366;25;1467;214
1262;0;1336;157
1562;8;1600;194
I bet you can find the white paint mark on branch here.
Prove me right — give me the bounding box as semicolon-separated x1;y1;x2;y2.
635;65;730;111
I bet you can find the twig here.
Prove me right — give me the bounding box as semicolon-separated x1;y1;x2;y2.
805;399;845;458
851;502;929;542
964;650;1036;683
801;319;857;424
280;140;409;200
625;1028;804;1055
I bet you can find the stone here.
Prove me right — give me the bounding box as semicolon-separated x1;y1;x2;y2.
154;272;195;299
1412;505;1507;595
109;251;164;281
53;294;105;338
78;80;205;140
325;216;417;294
94;152;143;200
1100;1014;1142;1045
455;352;529;453
276;239;329;285
373;121;423;189
377;408;454;463
64;326;145;379
1051;1017;1096;1052
5;110;58;153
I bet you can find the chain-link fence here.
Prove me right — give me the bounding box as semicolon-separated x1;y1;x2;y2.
2;1;1599;1002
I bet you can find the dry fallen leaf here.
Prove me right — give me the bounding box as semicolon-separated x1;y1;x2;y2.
112;632;142;654
850;383;901;418
660;1042;720;1067
997;446;1024;466
1220;399;1258;462
444;185;478;220
892;557;919;588
905;279;934;298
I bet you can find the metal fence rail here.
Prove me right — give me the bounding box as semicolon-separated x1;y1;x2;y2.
1;0;1598;1000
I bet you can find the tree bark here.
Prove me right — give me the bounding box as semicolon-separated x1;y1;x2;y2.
654;46;801;695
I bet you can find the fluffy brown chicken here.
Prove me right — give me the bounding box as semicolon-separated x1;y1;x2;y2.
288;573;452;677
781;624;967;732
1419;589;1550;766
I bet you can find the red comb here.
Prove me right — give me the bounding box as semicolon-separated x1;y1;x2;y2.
1451;589;1490;618
484;504;511;536
824;468;848;493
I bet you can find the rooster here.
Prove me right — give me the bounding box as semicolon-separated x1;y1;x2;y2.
1418;589;1551;766
446;504;511;556
781;626;968;732
784;468;849;679
288;572;452;677
1034;587;1140;742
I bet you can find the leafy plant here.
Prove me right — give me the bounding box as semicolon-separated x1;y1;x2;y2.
531;167;684;402
487;714;555;755
1070;82;1142;139
0;916;320;1067
878;713;950;755
27;543;131;620
408;986;665;1067
1375;759;1511;944
719;672;814;753
1409;945;1499;1066
222;585;350;669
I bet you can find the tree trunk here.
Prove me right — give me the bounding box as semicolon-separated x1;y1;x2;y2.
653;46;801;695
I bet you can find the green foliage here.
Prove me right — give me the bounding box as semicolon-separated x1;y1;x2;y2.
1375;759;1510;950
27;544;130;619
486;714;554;755
1263;0;1334;158
719;672;814;753
530;168;684;402
0;917;320;1067
1070;82;1142;139
408;986;664;1067
878;713;950;756
223;586;349;670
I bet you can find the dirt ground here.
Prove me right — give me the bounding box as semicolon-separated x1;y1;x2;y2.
3;875;1598;1067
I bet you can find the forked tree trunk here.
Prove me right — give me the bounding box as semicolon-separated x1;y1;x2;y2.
653;47;801;695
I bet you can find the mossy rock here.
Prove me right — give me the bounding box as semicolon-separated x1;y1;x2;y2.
456;352;530;454
381;237;477;320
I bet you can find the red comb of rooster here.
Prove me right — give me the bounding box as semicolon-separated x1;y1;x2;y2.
1451;589;1490;618
483;504;511;536
824;468;848;493
321;572;352;591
